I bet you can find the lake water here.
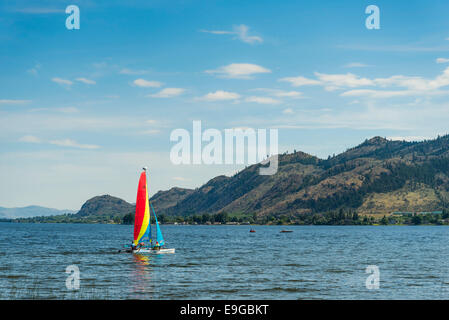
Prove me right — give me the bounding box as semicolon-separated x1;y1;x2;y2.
1;223;449;299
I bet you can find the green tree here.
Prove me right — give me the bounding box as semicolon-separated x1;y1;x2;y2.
122;213;134;224
411;214;422;225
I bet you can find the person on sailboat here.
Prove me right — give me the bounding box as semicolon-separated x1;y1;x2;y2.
153;241;161;251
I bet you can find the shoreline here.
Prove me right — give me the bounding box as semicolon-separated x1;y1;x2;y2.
1;220;447;227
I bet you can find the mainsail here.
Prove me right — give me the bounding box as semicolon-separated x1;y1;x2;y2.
133;171;150;246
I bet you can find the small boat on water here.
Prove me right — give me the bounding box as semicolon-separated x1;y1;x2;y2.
125;168;175;254
249;229;256;233
280;230;293;233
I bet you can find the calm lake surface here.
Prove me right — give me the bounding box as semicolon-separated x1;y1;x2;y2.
1;223;449;299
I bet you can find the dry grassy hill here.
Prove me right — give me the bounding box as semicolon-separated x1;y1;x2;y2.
156;135;449;217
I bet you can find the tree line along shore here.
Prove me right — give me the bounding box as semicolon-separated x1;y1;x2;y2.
5;208;449;226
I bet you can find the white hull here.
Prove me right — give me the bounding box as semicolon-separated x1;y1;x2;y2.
133;248;175;254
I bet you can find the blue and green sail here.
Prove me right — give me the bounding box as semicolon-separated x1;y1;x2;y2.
150;202;165;246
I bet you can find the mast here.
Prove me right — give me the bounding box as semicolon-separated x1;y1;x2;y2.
143;167;152;245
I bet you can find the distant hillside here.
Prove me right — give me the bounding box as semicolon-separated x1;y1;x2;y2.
0;206;75;219
157;135;449;217
12;135;449;223
150;187;195;211
75;188;194;217
77;195;134;216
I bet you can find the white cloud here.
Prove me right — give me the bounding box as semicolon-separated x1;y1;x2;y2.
340;89;413;98
373;75;430;90
273;91;303;98
52;77;73;86
199;90;241;101
206;63;271;79
19;135;41;143
315;72;374;88
282;108;294;114
49;139;100;150
0;99;31;105
148;88;185;98
140;129;161;135
75;78;96;85
280;66;449;98
245;96;281;104
133;79;163;88
233;25;263;44
252;88;303;98
201;24;263;44
278;76;321;87
436;58;449;64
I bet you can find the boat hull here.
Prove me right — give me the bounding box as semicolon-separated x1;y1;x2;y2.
133;248;175;254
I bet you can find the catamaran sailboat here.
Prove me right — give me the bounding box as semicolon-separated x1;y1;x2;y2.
127;168;175;254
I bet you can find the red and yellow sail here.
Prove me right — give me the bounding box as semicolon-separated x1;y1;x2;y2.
133;171;150;245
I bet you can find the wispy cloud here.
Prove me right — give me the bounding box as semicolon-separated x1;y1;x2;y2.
198;90;241;101
340;89;412;98
148;88;185;98
200;24;263;44
57;107;79;113
29;107;79;114
278;76;321;87
52;77;73;86
280;66;449;98
252;88;303;98
139;119;166;134
49;139;100;150
75;78;96;85
140;129;161;135
133;78;163;88
19;135;99;149
206;63;271;79
436;58;449;63
245;96;281;104
233;100;449;132
19;135;41;143
27;63;41;76
0;99;31;105
315;72;373;91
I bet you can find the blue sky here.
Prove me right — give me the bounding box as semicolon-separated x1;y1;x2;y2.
2;0;449;209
